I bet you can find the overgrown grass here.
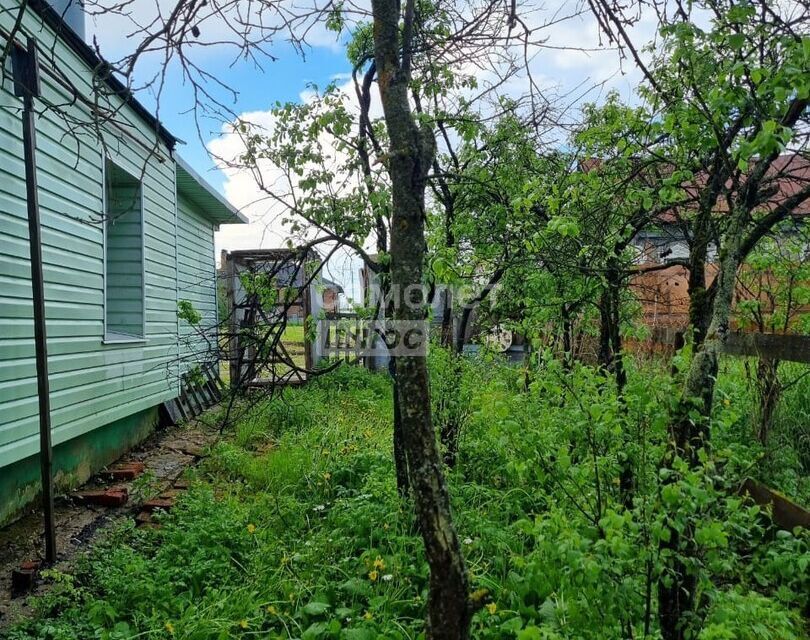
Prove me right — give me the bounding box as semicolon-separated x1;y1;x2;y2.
5;354;809;640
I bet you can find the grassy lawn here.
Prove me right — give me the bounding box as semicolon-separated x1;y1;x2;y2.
5;354;809;639
282;324;306;345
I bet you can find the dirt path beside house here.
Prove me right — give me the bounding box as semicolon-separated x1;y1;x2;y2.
0;419;221;629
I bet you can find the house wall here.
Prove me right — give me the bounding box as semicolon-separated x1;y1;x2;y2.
0;1;219;524
630;265;698;330
177;193;218;367
631;225;718;264
0;407;159;525
323;289;338;313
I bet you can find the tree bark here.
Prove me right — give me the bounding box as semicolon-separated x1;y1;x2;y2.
440;287;454;349
756;357;780;447
561;304;574;371
687;178;720;349
455;303;473;354
606;270;632;507
597;291;613;372
598;263;633;508
688;261;713;351
659;215;745;640
453;266;505;354
371;2;472;637
388;357;411;495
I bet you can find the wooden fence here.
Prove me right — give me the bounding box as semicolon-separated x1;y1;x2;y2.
641;327;810;364
321;313;370;364
162;361;226;423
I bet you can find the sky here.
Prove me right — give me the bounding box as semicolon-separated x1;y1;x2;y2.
87;1;656;303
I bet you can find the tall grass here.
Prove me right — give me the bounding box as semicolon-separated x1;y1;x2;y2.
6;355;808;640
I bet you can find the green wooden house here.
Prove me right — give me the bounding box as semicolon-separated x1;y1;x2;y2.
0;0;246;524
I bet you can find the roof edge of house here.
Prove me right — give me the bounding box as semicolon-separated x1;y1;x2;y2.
27;0;179;151
176;155;248;225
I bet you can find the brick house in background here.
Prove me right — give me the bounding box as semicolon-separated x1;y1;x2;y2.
321;279;343;313
627;154;810;335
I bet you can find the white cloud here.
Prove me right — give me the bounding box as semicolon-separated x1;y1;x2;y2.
208;109;289;258
209;79;379;270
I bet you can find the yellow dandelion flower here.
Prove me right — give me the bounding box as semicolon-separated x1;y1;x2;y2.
165;621;175;635
373;556;386;570
368;569;379;582
239;619;249;629
323;472;331;480
266;605;278;615
486;603;497;615
363;611;373;621
247;523;256;534
723;398;731;407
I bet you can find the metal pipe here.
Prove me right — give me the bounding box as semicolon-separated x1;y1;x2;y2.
13;36;57;565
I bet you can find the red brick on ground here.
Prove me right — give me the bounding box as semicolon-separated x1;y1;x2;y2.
102;462;146;481
141;496;175;513
75;488;129;507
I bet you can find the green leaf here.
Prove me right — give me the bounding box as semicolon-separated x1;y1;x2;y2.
500;617;524;632
344;630;377;640
302;621;330;639
339;578;371;596
728;33;745;50
695;522;728;548
302;601;331;616
517;626;544;640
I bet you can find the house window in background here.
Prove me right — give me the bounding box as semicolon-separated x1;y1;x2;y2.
104;160;145;340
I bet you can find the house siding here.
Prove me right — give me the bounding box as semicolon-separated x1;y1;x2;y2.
0;1;221;499
177;192;218;368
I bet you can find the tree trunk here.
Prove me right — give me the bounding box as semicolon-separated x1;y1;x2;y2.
659;221;744;640
371;2;472;637
688;212;713;349
597;291;613;372
756;357;780;447
608;288;626;397
606;272;632;507
388;357;410;495
453;265;506;354
599;265;633;508
562;304;573;371
454;303;471;354
440;287;454;349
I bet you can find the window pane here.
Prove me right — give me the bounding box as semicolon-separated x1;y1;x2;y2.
105;161;144;339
